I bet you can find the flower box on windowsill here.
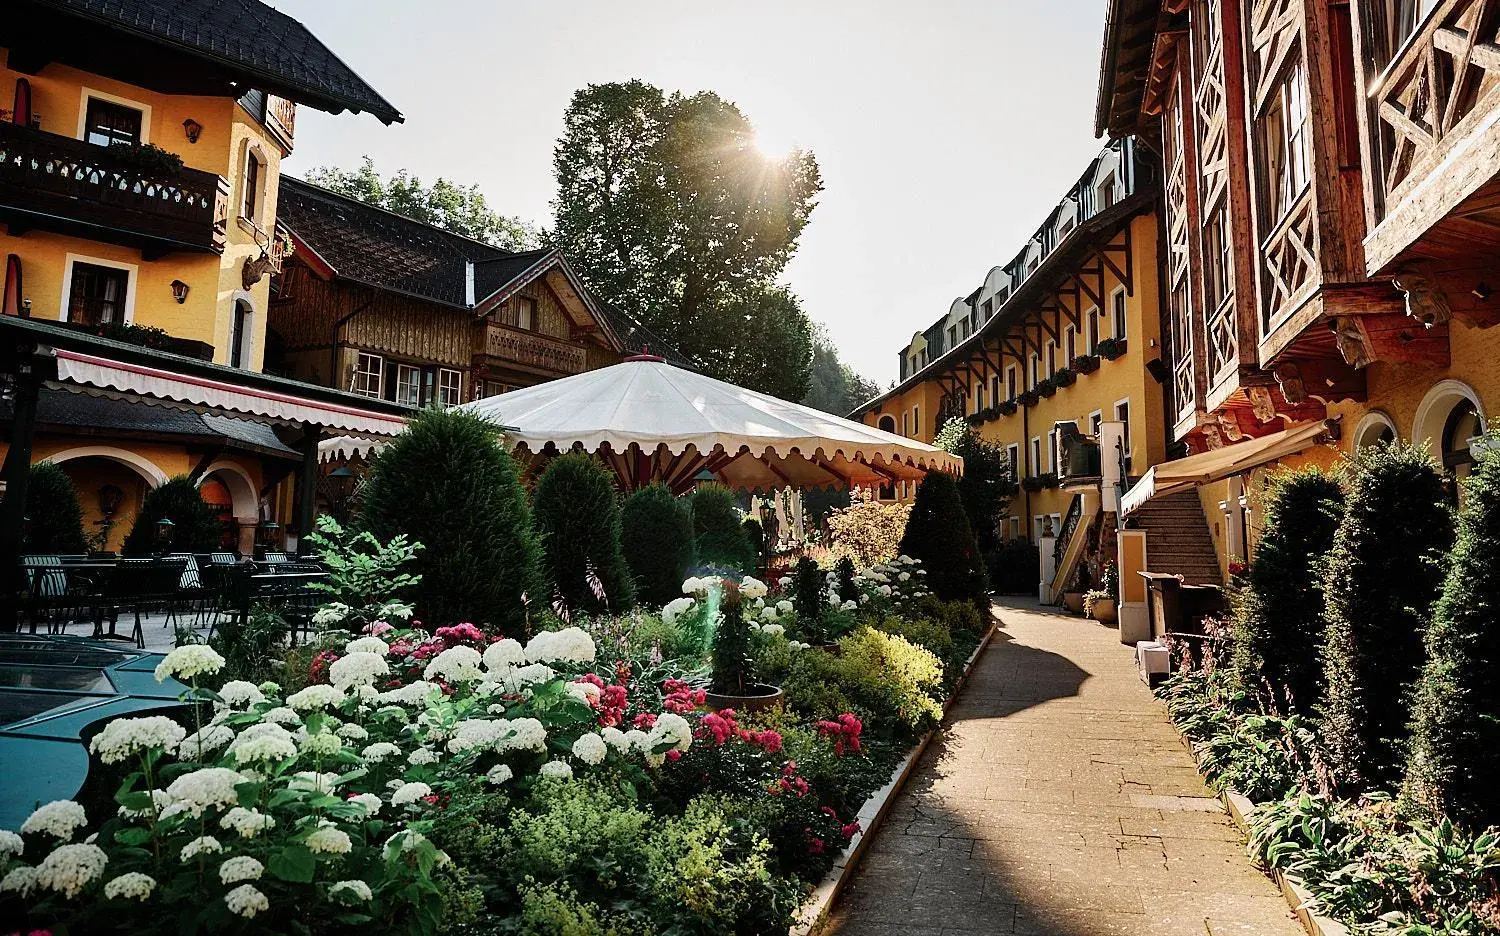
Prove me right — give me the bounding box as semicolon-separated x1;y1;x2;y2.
1021;476;1045;493
1037;378;1057;398
1038;472;1061;490
1096;338;1128;361
998;399;1019;416
1052;367;1077;388
964;412;985;427
1071;354;1100;374
1018;390;1040;408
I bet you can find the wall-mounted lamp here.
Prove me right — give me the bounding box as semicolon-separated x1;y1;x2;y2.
1474;282;1492;302
182;118;203;144
170;279;190;304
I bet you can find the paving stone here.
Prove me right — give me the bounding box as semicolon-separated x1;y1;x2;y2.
821;598;1302;936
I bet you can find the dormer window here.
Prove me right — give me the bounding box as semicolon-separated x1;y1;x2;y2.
84;97;142;147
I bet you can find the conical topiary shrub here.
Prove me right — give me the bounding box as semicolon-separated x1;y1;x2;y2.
1230;467;1344;715
122;475;223;555
1318;442;1453;795
23;462;88;554
898;471;987;604
620;484;695;607
792;555;824;620
690;484;754;573
1404;450;1500;827
359;408;543;631
533;453;636;615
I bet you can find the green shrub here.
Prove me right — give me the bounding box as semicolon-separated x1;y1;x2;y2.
208;603;288;685
898;471;987;603
689;484;754;572
121;475;222;555
837;626;945;732
1318;443;1453;794
620;484;695;607
21;461;87;554
359;407;543;630
1405;451;1500;827
533;453;636;615
934;417;1014;553
873;614;953;663
641;796;793;932
791;556;824;621
834;556;858;603
986;539;1039;595
741;516;764;558
1231;467;1344;714
710;583;752;693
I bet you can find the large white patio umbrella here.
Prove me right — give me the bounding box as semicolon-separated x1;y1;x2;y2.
459;355;961;493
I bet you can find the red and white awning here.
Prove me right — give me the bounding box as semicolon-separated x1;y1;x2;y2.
53;349;407;437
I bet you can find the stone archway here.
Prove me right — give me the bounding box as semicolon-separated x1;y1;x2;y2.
198;460;261;555
43;446;168;552
1352;410;1397;450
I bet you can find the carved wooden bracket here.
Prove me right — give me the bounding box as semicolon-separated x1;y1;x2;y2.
1247;386;1277;423
1273;361;1306;404
1330;313;1450;369
1392;270;1455;327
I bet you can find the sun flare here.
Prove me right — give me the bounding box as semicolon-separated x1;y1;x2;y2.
751;129;796;161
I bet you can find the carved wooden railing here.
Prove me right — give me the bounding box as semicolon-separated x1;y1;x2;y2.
1206;295;1238;384
1258;186;1317;330
1370;0;1500;215
0;123;226;253
266;95;296;153
480;322;588;375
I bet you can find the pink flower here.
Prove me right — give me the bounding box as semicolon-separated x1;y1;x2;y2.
841;821;861;839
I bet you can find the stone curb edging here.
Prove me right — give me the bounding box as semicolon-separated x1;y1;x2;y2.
788;608;1002;936
1166;716;1353;936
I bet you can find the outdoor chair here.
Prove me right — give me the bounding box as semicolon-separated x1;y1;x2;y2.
20;555;77;636
91;557;189;648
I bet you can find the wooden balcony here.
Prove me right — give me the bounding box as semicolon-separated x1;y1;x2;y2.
1359;0;1500;276
0;123;228;257
475;322;589;378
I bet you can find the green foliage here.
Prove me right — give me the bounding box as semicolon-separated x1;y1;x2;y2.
533;453;637;615
791;556;824;621
741;516;764;558
898;471;987;603
304;156;538;249
689;484;754;573
934;418;1015;553
208;603;288;685
121;475;222;555
834;556;858;603
359;407;543;630
836;627;945;732
1231;467;1344;714
1405;451;1500;828
551;80;823;397
21;461;87;554
620;484;696;607
304;515;422;629
1318;443;1453;794
802;325;881;417
985;539;1040;595
710;584;753;694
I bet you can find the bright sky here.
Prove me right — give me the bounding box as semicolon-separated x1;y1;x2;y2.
276;0;1112;387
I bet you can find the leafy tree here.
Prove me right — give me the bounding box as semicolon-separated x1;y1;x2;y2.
898;472;987;604
122;476;222;555
1318;443;1453;795
1404;451;1500;827
802;326;881;417
689;484;754;573
532;453;636;615
304;156;538;250
22;462;87;554
619;484;696;607
551;80;823;396
359;408;543;631
1230;467;1344;715
934;418;1015;554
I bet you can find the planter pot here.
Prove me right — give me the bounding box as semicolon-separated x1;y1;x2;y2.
704;684;785;713
1089;598;1117;624
1062;591;1085;614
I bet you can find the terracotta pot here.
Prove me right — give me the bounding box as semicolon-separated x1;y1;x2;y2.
704;684;785;713
1090;598;1118;624
1062;591;1086;614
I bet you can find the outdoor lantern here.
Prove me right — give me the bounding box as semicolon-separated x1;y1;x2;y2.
182;118;203;143
155;516;175;549
170;279;190;304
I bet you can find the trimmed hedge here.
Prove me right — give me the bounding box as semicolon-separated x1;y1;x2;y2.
898;472;987;604
122;475;222;555
620;484;696;607
22;462;88;554
690;484;754;573
533;453;636;615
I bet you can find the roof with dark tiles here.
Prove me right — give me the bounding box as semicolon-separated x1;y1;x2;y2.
14;0;401;123
4;388;300;458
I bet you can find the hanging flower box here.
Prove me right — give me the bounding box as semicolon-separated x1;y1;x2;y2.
1096;338;1128;360
1018;389;1040;408
1037;378;1057;398
964;412;985;427
1071;354;1099;374
1039;472;1061;489
1021;475;1045;493
980;405;1001;422
1052;367;1076;388
998;399;1019;416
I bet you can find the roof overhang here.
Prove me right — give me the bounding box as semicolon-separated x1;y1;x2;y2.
1095;0;1168;138
1120;419;1340;515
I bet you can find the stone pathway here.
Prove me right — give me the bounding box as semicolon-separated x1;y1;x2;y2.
822;597;1302;936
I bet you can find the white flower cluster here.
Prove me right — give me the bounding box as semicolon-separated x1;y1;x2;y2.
21;800;88;840
178;723;236;759
330;651;390;689
225;882;269;918
306;824;352;855
571;732;607;765
661;596;696;625
89;716;186;764
218;855;264;884
646;712;693;754
523;627;596;664
330;879;373;902
348;792;383;817
539;759;573;780
180;835;223;861
424;645;484;681
217;680;266;709
287;683;346;711
103;871;155;900
481;638;526;670
1;865;38;897
312;602;350;627
228;723;298;766
740;576;769;599
361;741;401;762
36;843;108;897
164;767;245;818
390;782;432;806
153;644;225;683
220;807;276;839
378;680;441;706
0;829;23;859
681;575;722;595
344;635;390;656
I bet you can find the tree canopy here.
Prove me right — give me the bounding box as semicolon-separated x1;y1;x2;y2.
803;326;881;417
304;157;539;250
551;80;823;398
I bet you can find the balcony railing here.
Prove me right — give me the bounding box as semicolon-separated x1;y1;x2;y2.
1368;0;1500;220
0;123;228;254
478;322;589;375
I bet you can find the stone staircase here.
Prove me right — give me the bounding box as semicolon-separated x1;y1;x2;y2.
1132;490;1223;585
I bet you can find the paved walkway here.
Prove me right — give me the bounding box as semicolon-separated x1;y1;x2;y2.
823;598;1302;936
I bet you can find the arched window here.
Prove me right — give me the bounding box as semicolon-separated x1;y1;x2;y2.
1353;411;1397;450
878;415;896;434
1441;398;1481;477
228;298;253;368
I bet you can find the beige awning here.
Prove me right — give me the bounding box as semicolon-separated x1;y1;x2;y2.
1120;419;1339;516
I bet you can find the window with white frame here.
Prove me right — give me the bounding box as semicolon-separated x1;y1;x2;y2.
1089;410;1103;436
438;368;462;407
395;363;422;407
241;149;262;222
84;97;144;147
1029;353;1040;389
66;261;130;326
1006;443;1019;479
1086;307;1100;352
1029;437;1041;477
1047;432;1058;473
991;374;1002;405
1006;365;1018;399
912;405;920;438
1044;340;1056;378
352;352;383;398
1065;325;1077;364
1116;399;1132;470
1112;288;1127;341
1259;56;1311;224
974;381;985;413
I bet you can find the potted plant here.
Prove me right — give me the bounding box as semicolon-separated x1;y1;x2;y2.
1096;337;1128;360
705;580;784;711
107;140;185;176
1071;354;1099;374
964;412;984;427
1038;472;1061;489
1083;588;1117;623
998;399;1019;416
1019;389;1040;408
1063;564;1091;614
1052;366;1077;388
1021;475;1045;493
1037;377;1057;398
